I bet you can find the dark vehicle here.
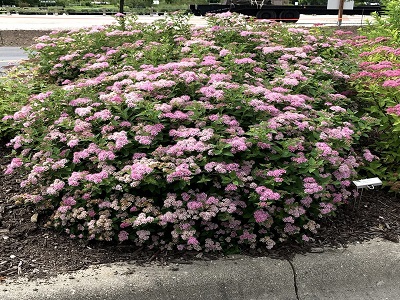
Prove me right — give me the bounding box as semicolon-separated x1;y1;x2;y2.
189;0;382;22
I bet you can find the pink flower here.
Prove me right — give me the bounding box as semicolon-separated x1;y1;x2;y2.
234;58;256;64
320;202;335;214
363;149;376;162
81;62;109;71
68;171;87;186
387;104;400;116
133;214;154;227
73;119;92;133
225;183;238;191
303;177;323;194
187;236;199;246
187;201;202;210
382;79;400;88
58;206;71;213
199;86;224;99
333;164;352;180
108;131;129;149
239;230;257;242
131;163;153;181
85;170;109;183
73;149;90;163
143;124;165;136
163;111;191;120
262;46;284;54
46;179;65;195
134;135;153;145
321;127;354;140
91;109;112;121
75;107;92;116
201;55;219;66
219;49;230;57
288;206;306;218
4;158;23;175
34;43;48;50
118;230;129;242
316;142;338;157
329;106;346;113
98;150;116;161
225;136;249;153
166;163;193;182
254;210;269;223
67;139;79;148
266;169;286;177
291;152;308;164
255;186;280;201
59;53;79;61
284;223;299;234
51;159;68;170
62;196;76;206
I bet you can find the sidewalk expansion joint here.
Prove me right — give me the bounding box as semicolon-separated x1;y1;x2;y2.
286;259;300;300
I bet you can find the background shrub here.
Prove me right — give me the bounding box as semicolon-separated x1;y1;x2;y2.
361;0;400;44
349;0;400;192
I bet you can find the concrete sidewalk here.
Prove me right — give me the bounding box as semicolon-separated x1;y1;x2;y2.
1;238;399;300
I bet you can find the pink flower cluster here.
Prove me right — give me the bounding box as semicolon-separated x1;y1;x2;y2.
387;104;400;116
303;177;323;194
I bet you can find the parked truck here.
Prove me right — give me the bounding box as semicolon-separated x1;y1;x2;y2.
189;0;382;22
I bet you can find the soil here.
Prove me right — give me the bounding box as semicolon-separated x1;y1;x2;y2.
0;28;399;283
0;31;52;47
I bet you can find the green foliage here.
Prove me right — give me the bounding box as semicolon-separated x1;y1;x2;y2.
0;67;47;138
125;0;152;8
361;0;400;45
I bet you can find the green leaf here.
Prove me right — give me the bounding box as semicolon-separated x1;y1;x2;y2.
197;175;211;184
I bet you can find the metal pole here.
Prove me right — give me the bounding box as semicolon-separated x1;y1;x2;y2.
338;0;345;26
119;0;124;14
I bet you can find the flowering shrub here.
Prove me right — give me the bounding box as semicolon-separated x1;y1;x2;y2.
351;38;400;191
3;13;374;251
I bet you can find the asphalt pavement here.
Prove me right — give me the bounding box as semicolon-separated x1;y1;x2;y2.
0;47;27;71
1;239;400;300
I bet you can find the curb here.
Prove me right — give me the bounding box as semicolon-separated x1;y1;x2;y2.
2;255;296;300
2;238;400;300
294;239;400;300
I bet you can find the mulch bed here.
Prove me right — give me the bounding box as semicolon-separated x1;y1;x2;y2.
0;30;52;47
1;139;399;282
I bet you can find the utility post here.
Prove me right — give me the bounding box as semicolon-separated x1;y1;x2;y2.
119;0;124;14
338;0;345;26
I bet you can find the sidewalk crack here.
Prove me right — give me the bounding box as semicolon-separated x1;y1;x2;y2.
287;259;300;300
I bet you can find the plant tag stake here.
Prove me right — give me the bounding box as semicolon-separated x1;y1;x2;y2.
352;177;382;210
353;177;382;189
